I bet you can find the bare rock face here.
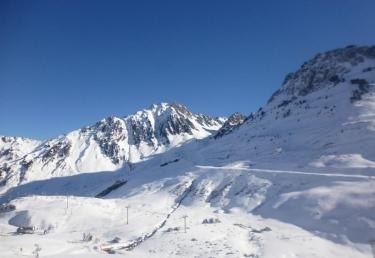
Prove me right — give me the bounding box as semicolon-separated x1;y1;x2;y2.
268;45;375;102
42;140;72;164
85;103;225;163
90;117;126;164
0;103;225;186
215;112;246;139
231;45;375;130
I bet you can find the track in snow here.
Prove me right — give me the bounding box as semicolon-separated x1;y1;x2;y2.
196;165;373;179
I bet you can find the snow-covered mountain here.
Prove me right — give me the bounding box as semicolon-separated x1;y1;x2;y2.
0;103;224;187
214;112;246;139
0;45;374;258
200;45;375;169
0;137;41;184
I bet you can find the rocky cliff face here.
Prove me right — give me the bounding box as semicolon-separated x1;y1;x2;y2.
268;45;375;102
214;112;246;139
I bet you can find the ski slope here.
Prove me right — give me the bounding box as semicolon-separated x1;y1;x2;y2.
0;161;374;257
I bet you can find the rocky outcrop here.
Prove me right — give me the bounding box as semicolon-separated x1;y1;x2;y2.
268;45;375;102
215;112;246;139
0;103;225;186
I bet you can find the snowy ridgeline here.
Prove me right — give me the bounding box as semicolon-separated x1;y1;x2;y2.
0;45;374;257
0;103;225;186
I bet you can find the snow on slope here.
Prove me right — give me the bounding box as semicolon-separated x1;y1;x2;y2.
0;161;373;257
0;137;41;186
0;45;375;258
0;103;224;188
176;45;375;172
0;137;41;164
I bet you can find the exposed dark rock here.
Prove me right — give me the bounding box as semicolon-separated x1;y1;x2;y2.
108;237;121;244
363;67;375;73
202;218;221;224
129;117;154;146
215;112;246;139
0;103;224;186
329;75;343;84
277;97;297;108
283;109;291;118
19;159;33;183
92;117;126;164
16;226;35;234
82;232;93;242
350;79;370;102
42;140;72;163
160;115;196;138
250;226;272;233
350;78;369;86
160;159;180;167
165;227;180;232
1;136;13;143
170;103;192;116
0;203;16;213
21;159;33;170
268;45;375;102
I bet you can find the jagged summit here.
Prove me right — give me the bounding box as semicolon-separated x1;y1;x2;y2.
214;112;246;139
268;45;375;103
0;103;225;186
209;45;375;172
146;102;191;116
227;45;375;131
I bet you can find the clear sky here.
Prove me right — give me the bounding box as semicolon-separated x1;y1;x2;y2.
1;0;374;139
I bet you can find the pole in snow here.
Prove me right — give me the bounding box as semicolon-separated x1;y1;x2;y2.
126;206;129;225
65;195;69;214
369;239;375;258
182;215;188;233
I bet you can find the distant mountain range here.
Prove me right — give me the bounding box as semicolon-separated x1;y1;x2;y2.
1;103;225;185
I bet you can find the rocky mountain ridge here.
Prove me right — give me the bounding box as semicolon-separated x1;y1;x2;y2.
0;103;225;186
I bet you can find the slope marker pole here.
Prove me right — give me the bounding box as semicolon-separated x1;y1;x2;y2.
65;195;69;214
126;206;129;225
369;239;375;258
182;215;188;233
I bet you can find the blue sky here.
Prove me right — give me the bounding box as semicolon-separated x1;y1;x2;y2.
1;0;375;139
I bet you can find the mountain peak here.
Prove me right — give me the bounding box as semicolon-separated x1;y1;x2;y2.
0;102;225;185
214;112;246;139
268;45;375;103
130;102;192;119
147;102;170;112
